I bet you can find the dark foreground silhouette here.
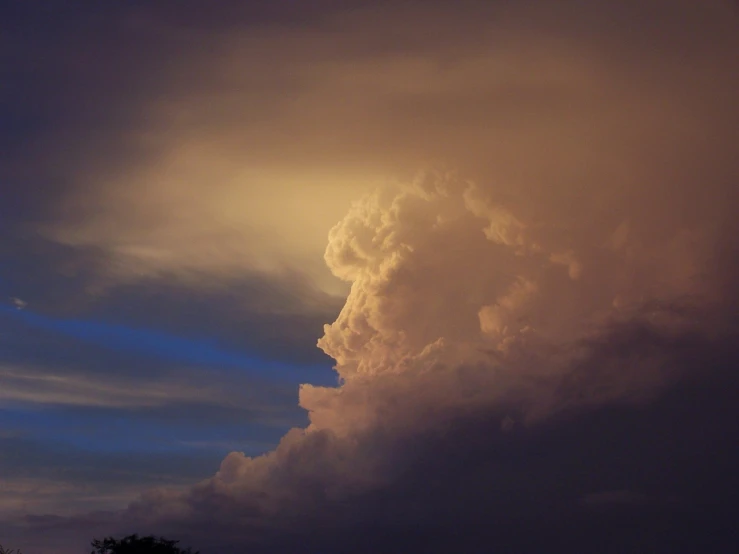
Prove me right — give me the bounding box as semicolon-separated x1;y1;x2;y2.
90;535;198;554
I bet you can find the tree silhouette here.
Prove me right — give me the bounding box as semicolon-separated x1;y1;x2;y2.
91;534;199;554
0;544;22;554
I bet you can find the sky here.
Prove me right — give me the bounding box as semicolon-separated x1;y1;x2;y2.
1;1;738;552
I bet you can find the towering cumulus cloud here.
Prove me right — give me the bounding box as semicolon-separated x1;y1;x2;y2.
121;163;738;551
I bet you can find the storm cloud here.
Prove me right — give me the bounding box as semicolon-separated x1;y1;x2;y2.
2;0;738;552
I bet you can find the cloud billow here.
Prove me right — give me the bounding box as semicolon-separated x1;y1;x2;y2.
119;165;739;552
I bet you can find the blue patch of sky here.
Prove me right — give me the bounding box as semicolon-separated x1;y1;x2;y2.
0;303;338;386
0;295;323;462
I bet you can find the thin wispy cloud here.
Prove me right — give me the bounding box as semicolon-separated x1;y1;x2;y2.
0;366;218;409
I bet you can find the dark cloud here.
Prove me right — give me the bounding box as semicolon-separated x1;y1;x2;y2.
0;231;342;366
0;236;110;314
29;316;737;553
0;435;218;488
0;0;386;223
88;272;343;366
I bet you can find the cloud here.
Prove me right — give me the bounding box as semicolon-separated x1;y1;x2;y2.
0;232;344;368
0;363;285;411
0;428;236;525
1;304;333;382
4;0;738;552
0;367;202;408
579;490;648;507
113;156;737;550
15;0;735;303
83;271;344;367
